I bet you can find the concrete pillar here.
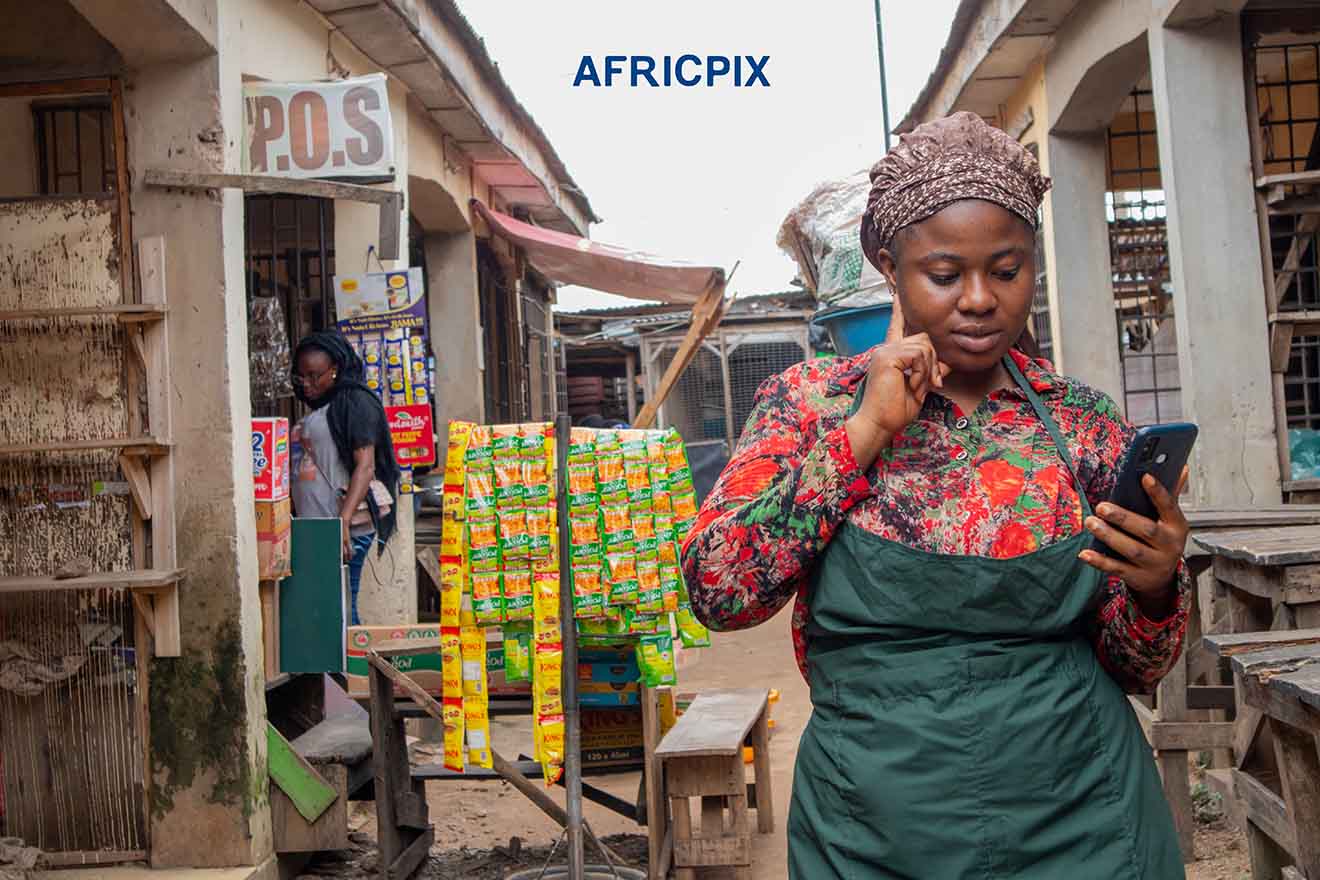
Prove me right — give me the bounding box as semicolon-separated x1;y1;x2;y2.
122;0;273;867
1043;132;1125;405
425;229;484;428
1148;16;1281;506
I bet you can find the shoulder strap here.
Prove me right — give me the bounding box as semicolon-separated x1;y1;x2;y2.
1002;355;1093;519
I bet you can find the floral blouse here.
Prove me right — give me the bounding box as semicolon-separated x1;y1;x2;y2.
680;348;1190;693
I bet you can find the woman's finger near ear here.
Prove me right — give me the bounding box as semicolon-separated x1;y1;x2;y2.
885;294;906;344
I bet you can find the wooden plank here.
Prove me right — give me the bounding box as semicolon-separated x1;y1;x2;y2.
1205;628;1320;657
1149;721;1236;751
385;825;434;880
118;452;152;521
267;722;338;823
666;756;744;799
0;304;167;321
749;703;774;834
1186;506;1320;528
143;169;404;260
1237;667;1320;736
260;580;281;682
40;851;148;867
1272;717;1320;878
394;790;429;831
1158;750;1196;862
0;77;113;97
273;762;349;854
641;684;667;880
1186;685;1236;710
1196;526;1320;566
1236;767;1297;860
1272;320;1297;373
110;78;134;307
674;834;749;868
0;436;170;456
655;688;770;759
0;568;182;594
370;659;407;871
415;546;442;595
1268;663;1320;714
671;797;696;880
632;279;726;429
1258;169;1320;189
1212;556;1320;604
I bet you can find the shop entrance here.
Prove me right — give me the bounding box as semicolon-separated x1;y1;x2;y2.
244;194;336;419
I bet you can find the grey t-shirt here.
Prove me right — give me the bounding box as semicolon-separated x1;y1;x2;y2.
292;407;374;537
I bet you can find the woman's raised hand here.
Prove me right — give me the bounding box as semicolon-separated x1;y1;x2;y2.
844;297;951;469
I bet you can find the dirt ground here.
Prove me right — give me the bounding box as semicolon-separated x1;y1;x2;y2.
325;609;1249;879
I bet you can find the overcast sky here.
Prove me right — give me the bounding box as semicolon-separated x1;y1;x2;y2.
452;1;960;311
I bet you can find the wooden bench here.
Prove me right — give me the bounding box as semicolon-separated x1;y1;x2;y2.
1204;634;1320;879
654;688;773;880
273;714;375;853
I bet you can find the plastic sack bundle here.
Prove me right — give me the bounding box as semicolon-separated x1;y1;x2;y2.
776;170;892;309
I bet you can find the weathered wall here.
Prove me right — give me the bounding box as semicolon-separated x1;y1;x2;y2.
0;98;37;197
424;230;484;430
121;0;273;863
1149;13;1281;504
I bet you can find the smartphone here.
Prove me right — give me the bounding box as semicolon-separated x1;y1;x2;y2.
1092;422;1198;560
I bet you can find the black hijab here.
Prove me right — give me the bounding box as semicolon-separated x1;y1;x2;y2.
293;330;399;550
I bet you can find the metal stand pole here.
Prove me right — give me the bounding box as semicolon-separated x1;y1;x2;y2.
555;413;585;879
874;0;892;151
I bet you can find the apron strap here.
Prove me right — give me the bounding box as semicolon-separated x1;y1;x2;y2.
1002;354;1093;520
845;356;1093;519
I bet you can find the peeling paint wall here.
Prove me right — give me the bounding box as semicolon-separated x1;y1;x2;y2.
0;199;131;576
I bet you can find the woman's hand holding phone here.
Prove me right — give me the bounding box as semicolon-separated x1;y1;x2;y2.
1078;466;1190;618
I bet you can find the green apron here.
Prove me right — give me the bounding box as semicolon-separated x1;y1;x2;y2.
787;356;1183;879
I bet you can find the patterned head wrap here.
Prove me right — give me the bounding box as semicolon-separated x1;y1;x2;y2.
860;112;1051;268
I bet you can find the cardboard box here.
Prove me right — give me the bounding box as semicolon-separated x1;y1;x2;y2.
256;497;292;580
578;680;639;708
581;707;644;769
345;625;444;698
252;417;290;501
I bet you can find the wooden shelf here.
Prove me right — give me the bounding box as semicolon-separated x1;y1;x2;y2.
0;304;166;323
1258;170;1320;190
0;568;182;594
1284;479;1320;493
0;436;171;456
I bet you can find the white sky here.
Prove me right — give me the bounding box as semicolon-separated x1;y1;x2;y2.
452;0;960;311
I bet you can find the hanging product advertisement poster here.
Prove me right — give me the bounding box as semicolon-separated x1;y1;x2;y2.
387;403;437;468
335;268;434;486
243;73;395;180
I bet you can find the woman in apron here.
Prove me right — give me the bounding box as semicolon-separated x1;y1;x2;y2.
682;112;1189;878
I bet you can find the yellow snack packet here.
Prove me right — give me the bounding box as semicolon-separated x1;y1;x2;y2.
440;559;464;628
461;626;492;769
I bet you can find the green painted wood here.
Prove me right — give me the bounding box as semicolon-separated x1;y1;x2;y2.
267;722;338;823
279;517;346;674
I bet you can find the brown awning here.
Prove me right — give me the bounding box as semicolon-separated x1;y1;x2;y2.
472;200;723;305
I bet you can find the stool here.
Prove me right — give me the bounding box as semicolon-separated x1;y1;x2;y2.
655;688;773;879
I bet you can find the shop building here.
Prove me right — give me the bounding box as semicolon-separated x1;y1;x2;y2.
0;0;591;870
901;0;1320;505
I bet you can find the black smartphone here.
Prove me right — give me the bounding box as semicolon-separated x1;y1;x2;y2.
1092;422;1198;560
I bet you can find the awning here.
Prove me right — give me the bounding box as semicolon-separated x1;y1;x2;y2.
472;200;723;305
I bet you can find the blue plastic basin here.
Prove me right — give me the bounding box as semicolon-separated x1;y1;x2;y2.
812;303;893;357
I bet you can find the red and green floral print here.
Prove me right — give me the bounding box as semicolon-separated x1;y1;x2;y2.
681;348;1190;693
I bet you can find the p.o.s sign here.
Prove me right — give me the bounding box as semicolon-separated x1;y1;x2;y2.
243;74;395;181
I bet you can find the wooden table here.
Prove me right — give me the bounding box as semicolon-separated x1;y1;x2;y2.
1128;509;1320;861
1207;640;1320;879
1194;524;1320;632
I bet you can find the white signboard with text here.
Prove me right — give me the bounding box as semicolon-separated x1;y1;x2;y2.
243;74;394;180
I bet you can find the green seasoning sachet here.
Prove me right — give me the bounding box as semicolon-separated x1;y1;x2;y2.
636;633;677;687
503;624;532;682
675;605;712;648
